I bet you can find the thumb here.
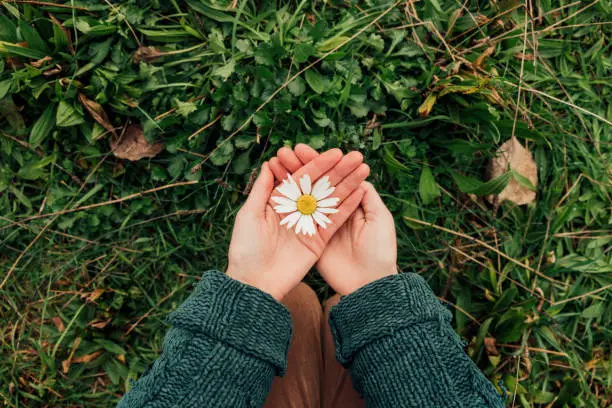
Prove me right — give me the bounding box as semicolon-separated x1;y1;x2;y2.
243;162;274;213
360;182;390;221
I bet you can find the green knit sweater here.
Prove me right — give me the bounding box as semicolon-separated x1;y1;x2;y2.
117;271;505;407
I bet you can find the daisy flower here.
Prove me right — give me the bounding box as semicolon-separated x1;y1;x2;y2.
272;174;339;236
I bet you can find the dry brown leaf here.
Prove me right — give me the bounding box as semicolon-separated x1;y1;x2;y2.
484;337;499;356
42;65;62;77
81;288;105;303
62;337;82;373
71;351;103;364
89;318;111;329
515;52;536;61
78;93;116;136
474;45;496;68
133;46;164;63
110;125;164;161
51;316;65;332
488;136;538;205
30;56;52;68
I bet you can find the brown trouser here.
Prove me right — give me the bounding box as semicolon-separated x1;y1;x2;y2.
263;283;366;408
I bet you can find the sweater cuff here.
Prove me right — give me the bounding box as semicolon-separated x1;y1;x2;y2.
167;270;292;376
329;273;450;366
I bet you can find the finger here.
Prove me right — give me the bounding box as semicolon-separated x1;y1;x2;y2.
360;181;391;220
269;157;290;181
283;145;364;190
319;187;365;243
294;143;319;164
295;145;363;187
277;147;303;173
289;148;343;186
327;163;370;203
243;162;274;213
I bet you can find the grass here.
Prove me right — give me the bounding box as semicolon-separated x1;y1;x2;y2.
0;0;610;406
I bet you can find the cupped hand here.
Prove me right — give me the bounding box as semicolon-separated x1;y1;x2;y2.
226;149;368;300
274;144;398;295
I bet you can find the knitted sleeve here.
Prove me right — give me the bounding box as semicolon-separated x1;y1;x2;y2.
328;273;505;408
117;270;292;408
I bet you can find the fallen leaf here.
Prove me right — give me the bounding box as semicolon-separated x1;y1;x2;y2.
117;354;126;364
81;288;105;303
71;351;103;364
515;52;536;61
417;94;437;117
42;65;62;77
78;93;116;136
487;136;537;205
474;45;496;68
30;56;52;68
51;316;65;332
484;337;499;356
89;318;111;329
61;337;82;374
133;46;163;63
110;125;164;161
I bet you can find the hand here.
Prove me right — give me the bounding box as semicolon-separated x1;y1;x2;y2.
227;149;369;300
274;144;398;295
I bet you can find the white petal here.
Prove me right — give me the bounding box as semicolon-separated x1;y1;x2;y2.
317;197;340;208
295;215;304;234
274;205;298;213
302;215;315;236
276;176;301;200
316;207;339;214
299;174;312;195
311;176;330;199
271;196;297;207
313;187;335;200
312;212;327;229
280;211;301;228
312;211;332;228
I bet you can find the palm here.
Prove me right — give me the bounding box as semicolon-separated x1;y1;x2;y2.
317;209;369;293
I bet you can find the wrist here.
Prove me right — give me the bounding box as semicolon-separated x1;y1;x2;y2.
226;267;285;301
343;265;399;295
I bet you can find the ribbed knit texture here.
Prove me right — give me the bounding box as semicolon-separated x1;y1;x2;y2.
329;273;506;407
117;270;292;408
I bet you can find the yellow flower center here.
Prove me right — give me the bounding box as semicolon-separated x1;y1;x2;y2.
296;194;317;215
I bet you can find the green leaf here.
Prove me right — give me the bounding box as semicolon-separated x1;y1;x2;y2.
213;59;235;80
304;69;324;94
29;104;56;147
18;20;50;54
294;43;315;63
175;100;197;118
288;77;306;96
372;128;382;150
9;185;32;209
534;391;555;404
94;339;126;355
0;15;18;42
419;165;440;204
168;156;185;179
581;302;603;319
492;286;517;312
210;140;234;166
56;101;85;127
0;40;46;59
232;150;251;174
451;171;511;196
511;168;536;191
0;79;13;99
